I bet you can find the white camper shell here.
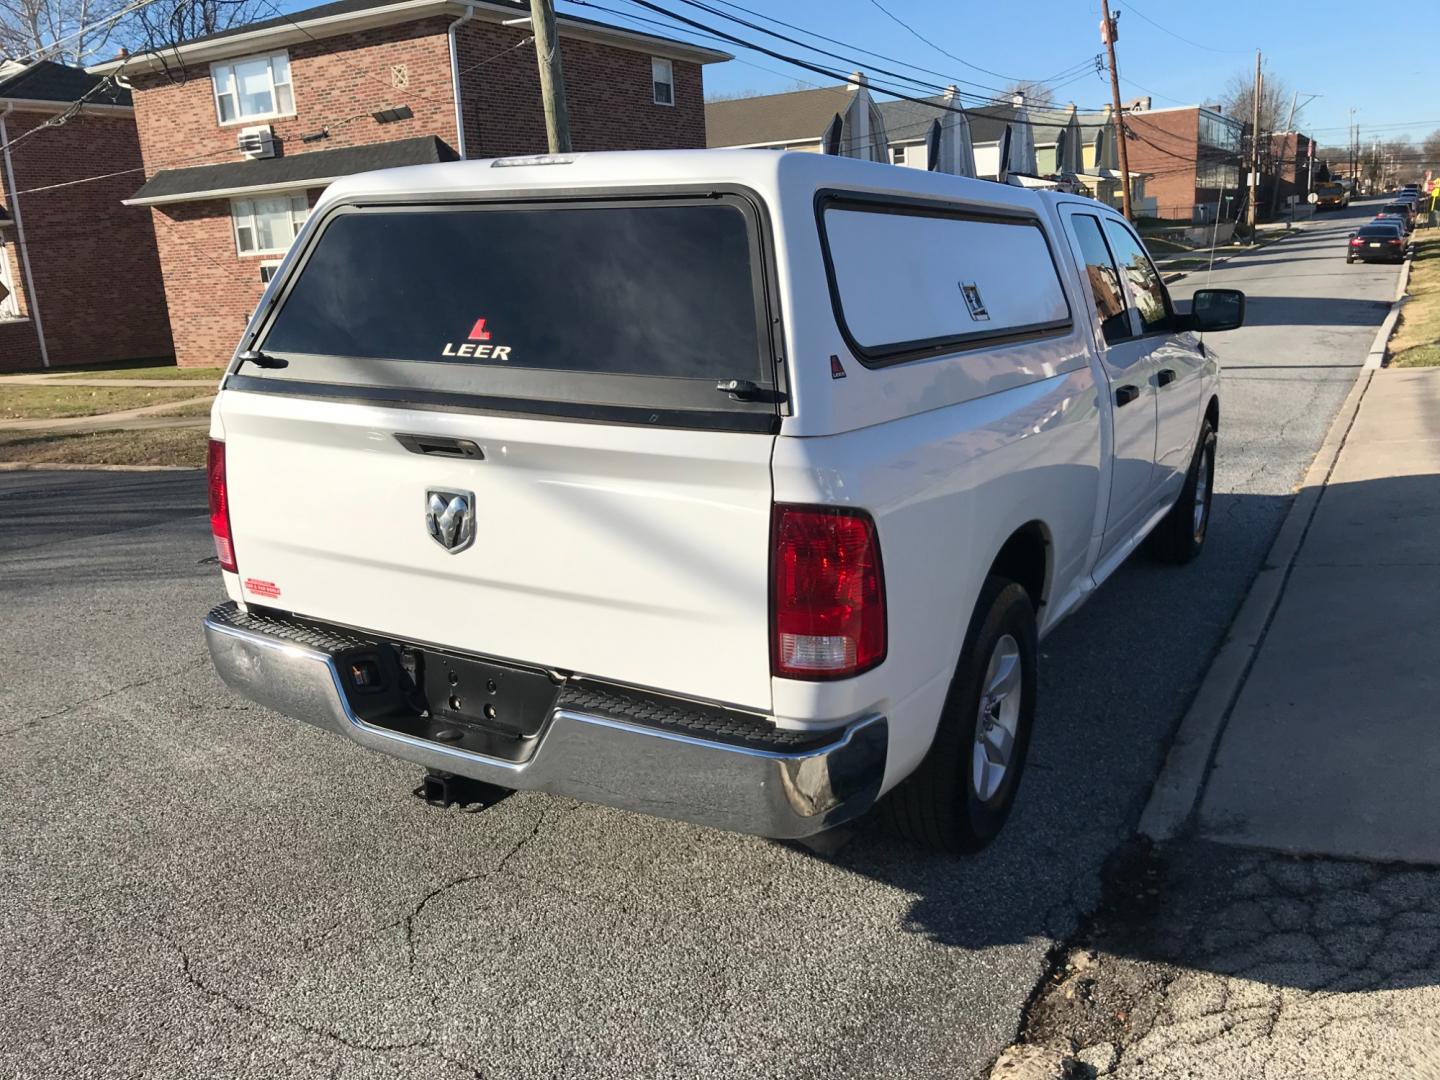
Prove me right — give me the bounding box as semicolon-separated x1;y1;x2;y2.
203;150;1239;850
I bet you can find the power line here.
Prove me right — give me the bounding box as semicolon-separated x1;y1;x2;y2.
864;0;1021;83
594;0;1121;122
699;0;1101;104
625;0;1085;108
1118;0;1250;55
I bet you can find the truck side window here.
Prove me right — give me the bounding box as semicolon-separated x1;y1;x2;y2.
1069;214;1130;346
1100;220;1171;334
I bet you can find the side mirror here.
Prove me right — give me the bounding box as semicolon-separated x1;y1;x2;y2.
1188;288;1245;333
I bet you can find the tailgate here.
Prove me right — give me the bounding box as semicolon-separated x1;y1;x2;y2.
220;392;776;710
220;190;784;711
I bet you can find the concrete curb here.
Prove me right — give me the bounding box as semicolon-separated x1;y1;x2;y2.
1137;366;1376;842
0;462;201;472
1365;253;1416;369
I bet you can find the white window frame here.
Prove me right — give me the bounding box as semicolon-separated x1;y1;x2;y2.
231;194;309;257
0;236;19;319
211;51;295;126
891;145;906;165
651;56;674;106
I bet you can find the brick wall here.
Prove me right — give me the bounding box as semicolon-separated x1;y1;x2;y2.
129;19;458;172
455;22;706;157
1125;108;1200;221
129;20;460;366
0;108;172;372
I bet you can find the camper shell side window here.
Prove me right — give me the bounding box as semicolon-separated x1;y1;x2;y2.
814;191;1074;368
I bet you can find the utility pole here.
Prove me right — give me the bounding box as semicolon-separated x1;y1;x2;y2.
1349;107;1357;184
1099;0;1133;220
1246;50;1262;233
528;0;572;153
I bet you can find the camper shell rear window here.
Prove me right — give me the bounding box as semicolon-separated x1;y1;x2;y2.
241;194;781;432
816;192;1072;367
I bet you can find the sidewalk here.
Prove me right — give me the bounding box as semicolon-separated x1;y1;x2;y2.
1008;368;1440;1079
1197;367;1440;863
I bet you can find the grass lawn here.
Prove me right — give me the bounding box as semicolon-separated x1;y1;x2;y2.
1390;227;1440;368
1143;236;1196;255
0;427;207;467
0;384;211;420
51;363;225;381
0;357;222;381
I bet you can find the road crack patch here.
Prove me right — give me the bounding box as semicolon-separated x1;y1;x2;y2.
171;939;486;1078
0;655;210;737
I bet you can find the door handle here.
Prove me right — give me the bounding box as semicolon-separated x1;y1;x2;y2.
394;433;484;459
1115;384;1140;407
1156;368;1177;388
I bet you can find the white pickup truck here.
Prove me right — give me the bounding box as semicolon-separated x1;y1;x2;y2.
203;150;1244;851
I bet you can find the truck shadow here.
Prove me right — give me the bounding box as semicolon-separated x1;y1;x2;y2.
796;476;1440;995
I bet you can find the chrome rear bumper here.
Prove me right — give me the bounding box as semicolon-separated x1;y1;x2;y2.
202;604;886;838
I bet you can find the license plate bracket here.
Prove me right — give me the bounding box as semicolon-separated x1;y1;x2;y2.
420;650;559;739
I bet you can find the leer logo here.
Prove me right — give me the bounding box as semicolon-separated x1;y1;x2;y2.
441;316;512;361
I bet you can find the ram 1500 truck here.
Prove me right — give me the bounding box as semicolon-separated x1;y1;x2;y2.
203;151;1245;851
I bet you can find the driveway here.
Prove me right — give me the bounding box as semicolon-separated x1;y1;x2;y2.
0;202;1405;1079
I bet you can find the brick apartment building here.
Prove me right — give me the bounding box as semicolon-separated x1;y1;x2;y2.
1122;103;1246;223
0;62;172;371
90;0;727;367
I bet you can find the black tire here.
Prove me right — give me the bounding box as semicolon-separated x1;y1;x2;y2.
1147;419;1216;564
886;575;1038;853
1346;255;1354;264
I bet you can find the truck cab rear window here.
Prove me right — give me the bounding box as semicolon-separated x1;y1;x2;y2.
255;198;775;418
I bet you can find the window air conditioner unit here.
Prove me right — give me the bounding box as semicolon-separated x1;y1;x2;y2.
238;125;276;159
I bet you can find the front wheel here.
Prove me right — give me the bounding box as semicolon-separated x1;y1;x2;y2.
887;576;1038;852
1147;419;1216;564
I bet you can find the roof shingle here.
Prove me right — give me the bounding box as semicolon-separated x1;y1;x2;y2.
126;134;456;204
0;60;131;106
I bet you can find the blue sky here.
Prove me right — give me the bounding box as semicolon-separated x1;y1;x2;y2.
558;0;1439;149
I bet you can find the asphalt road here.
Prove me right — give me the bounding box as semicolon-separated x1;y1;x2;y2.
0;201;1404;1080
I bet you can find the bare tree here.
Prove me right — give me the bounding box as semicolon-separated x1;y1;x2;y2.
1;0;265;69
0;0;128;65
1219;61;1291;134
704;80;814;104
123;0;264;58
1002;80;1055;109
1420;129;1440;173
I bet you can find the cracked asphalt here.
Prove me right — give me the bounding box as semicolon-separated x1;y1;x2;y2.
1025;842;1440;1079
0;202;1404;1079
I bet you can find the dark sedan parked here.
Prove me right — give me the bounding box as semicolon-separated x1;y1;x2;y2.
1348;223;1408;264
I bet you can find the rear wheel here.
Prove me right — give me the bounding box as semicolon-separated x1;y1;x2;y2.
1147;419;1216;564
887;576;1038;852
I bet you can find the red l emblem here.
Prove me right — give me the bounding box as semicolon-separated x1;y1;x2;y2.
467;318;492;341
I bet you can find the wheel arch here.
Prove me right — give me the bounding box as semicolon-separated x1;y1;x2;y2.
987;520;1052;613
1205;395;1220;432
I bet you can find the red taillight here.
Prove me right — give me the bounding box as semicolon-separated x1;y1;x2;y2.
207;438;237;572
1350;237;1364;246
771;505;886;679
1389;239;1403;245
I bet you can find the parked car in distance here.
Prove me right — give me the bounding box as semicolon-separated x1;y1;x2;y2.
201;150;1245;853
1349;222;1408;263
1312;180;1350;210
1376;204;1415;232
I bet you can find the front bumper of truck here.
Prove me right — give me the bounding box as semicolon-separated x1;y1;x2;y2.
202;603;887;839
